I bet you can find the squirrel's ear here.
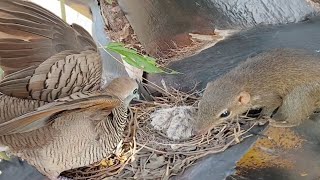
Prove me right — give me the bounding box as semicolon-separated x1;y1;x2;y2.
238;91;250;105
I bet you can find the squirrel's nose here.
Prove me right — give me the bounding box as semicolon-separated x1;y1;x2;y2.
193;126;210;135
193;124;216;135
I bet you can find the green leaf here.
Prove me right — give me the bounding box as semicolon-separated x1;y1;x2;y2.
105;42;181;74
0;151;10;161
106;0;113;4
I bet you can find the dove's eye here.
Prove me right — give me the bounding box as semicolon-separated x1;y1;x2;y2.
133;89;138;94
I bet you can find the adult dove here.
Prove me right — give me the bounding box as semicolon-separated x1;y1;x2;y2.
0;0;139;179
0;78;139;179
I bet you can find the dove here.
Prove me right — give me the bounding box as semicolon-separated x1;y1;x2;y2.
0;77;139;179
0;0;139;179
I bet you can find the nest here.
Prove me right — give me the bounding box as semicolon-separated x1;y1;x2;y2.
61;85;259;180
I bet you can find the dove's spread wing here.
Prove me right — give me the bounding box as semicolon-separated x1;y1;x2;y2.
0;92;121;136
0;0;101;102
0;50;102;101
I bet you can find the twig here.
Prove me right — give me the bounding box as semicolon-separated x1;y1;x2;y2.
61;84;257;180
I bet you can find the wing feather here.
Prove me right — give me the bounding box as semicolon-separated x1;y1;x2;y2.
0;93;121;135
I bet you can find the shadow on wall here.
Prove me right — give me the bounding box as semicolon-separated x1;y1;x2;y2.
148;16;320;91
118;0;319;57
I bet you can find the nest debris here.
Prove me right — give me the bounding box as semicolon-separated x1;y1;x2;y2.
61;85;259;180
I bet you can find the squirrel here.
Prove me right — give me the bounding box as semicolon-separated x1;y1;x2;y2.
195;48;320;134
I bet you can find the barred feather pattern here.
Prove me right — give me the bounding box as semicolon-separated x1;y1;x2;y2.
0;50;102;102
0;103;129;178
29;50;102;102
0;0;97;75
0;93;46;123
97;102;129;149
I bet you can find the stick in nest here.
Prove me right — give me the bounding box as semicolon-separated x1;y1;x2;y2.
61;82;258;180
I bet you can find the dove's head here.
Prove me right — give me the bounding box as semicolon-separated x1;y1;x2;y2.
104;77;140;106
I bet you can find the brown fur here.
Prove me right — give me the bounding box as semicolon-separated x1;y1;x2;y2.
196;48;320;133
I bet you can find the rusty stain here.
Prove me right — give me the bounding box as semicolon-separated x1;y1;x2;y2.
236;127;306;172
258;127;304;150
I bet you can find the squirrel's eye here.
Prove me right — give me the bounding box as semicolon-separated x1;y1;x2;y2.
220;110;230;118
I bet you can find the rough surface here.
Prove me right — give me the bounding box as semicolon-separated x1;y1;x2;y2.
209;0;319;28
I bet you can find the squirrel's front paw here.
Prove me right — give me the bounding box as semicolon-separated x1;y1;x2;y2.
271;110;287;122
268;118;299;128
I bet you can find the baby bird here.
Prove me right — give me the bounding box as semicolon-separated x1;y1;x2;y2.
196;49;320;134
0;77;139;179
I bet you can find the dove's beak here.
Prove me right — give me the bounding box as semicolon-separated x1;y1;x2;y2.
137;82;154;101
123;93;139;106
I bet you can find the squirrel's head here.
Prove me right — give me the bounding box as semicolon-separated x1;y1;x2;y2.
195;79;251;135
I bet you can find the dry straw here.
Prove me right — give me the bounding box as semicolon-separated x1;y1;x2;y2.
61;83;257;180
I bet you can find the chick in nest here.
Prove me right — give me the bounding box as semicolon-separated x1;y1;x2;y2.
150;106;197;140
